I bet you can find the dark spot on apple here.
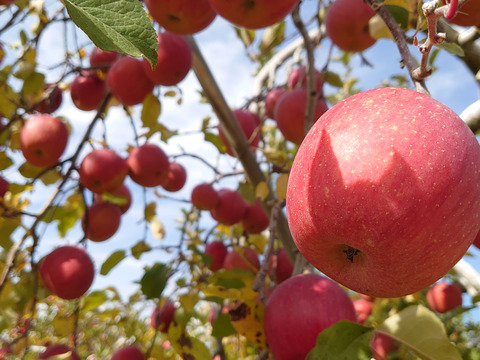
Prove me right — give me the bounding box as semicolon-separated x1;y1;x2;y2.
168;14;181;22
343;245;360;263
35;149;43;156
242;0;255;10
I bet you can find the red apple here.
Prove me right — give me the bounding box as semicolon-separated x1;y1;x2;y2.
325;0;377;52
20;114;68;167
151;300;176;333
107;57;154;106
0;175;9;198
191;183;219;210
111;345;145;360
427;282;463;313
82;201;122;242
127;143;170;187
448;0;480;27
32;84;63;114
371;333;398;360
0;346;12;359
286;87;480;298
79;148;129;193
268;248;293;284
218;109;261;156
38;344;80;360
353;298;372;324
89;47;119;69
162;162;187;192
39;245;94;300
473;230;480;249
265;88;287;119
142;32;192;86
205;241;228;271
145;0;216;35
94;184;132;214
70;72;107;111
223;246;260;273
242;199;269;234
288;65;323;94
208;0;301;29
0;0;15;6
264;274;357;360
273;88;328;144
209;189;247;225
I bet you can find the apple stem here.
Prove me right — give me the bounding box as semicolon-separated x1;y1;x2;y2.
343;245;361;263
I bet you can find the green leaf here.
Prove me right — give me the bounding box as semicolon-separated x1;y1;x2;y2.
259;21;285;53
131;240;152;259
100;250;126;276
306;321;373;360
81;290;108;312
437;42;465;57
168;322;213;360
325;71;343;88
63;0;158;66
0;152;13;171
378;305;462;360
234;27;256;48
212;313;236;338
140;263;170;300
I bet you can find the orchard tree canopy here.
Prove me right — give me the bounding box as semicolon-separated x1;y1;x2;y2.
1;0;480;359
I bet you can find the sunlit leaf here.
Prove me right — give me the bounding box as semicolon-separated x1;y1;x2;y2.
229;300;268;348
168;322;212;360
145;202;156;222
255;181;269;201
150;216;166;239
275;173;289;201
141;93;161;128
52;312;76;337
234;27;255;48
131;240;152;259
259;22;285;53
0;152;13;171
100;250;126;276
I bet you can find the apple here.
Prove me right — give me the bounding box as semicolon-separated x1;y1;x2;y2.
325;0;377;52
0;175;9;198
353;298;372;324
82;201;122;242
107;57;154;106
268;248;293;284
209;189;247;225
208;0;301;29
223;246;260;273
145;0;216;35
38;344;80;360
426;282;463;313
265;88;287;119
264;274;357;360
0;0;15;6
127;143;170;187
370;333;398;360
0;346;12;359
273;88;328;144
79;148;129;193
20;114;69;167
111;345;145;360
448;0;480;27
218;109;261;156
286;87;480;298
151;300;176;333
32;83;63;114
473;230;480;249
70;72;107;111
288;65;323;94
39;245;95;300
242;199;269;234
191;183;219;210
162;162;187;192
89;47;119;69
205;241;228;271
94;184;132;214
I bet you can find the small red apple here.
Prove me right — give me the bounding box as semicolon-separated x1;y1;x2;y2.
264;274;357;360
191;183;219;210
242;199;269;234
448;0;480;27
82;201;122;242
288;65;323;94
89;47;119;69
268;248;293;284
32;84;63;114
0;0;16;6
205;241;228;271
162;162;187;192
127;143;170;187
370;333;398;360
20;114;69;167
265;88;287;119
223;246;260;273
151;300;176;333
70;72;107;111
38;344;80;360
209;189;247;226
353;298;373;324
0;175;9;198
218;109;261;156
39;245;95;300
111;345;145;360
0;346;12;359
94;184;132;214
426;282;463;313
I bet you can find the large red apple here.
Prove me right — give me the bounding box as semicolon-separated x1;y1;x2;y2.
39;245;95;300
218;109;261;156
79;148;129;193
325;0;377;52
268;248;293;284
205;241;228;271
20;114;69;167
448;0;480;27
127;143;170;187
191;183;219;210
150;300;176;333
208;0;301;29
353;298;372;324
111;345;145;360
426;282;463;313
38;344;80;360
145;0;216;35
273;88;328;144
264;274;357;360
162;162;187;192
209;189;247;225
94;184;132;214
89;47;119;69
242;199;269;234
70;72;107;111
82;201;122;242
286;87;480;298
223;246;260;273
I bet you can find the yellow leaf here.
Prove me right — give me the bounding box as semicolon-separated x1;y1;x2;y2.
52;312;76;337
229;300;268;349
249;234;268;254
179;292;200;313
275;173;289;201
369;15;394;40
384;0;414;11
150;216;165;239
141;93;161;128
255;181;269;201
145;202;156;222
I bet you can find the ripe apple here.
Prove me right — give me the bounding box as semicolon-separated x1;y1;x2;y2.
0;346;12;358
79;148;129;193
353;298;372;324
89;47;119;69
151;300;176;333
111;345;145;360
242;199;269;234
370;333;398;360
127;143;170;187
208;0;301;29
218;109;261;156
448;0;480;27
20;114;69;167
325;0;377;52
70;72;107;111
265;88;287;119
273;88;328;144
94;184;132;214
145;0;216;35
191;183;219;210
38;344;80;360
162;162;187;192
288;65;323;94
82;201;122;242
223;246;260;272
473;230;480;249
0;176;9;198
205;241;228;271
268;248;293;284
264;274;357;360
0;0;15;6
209;189;247;225
39;245;95;300
107;57;154;106
426;282;463;313
286;87;480;298
32;83;63;114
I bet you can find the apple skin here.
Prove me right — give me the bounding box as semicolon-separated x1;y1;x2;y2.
39;245;95;300
473;230;480;249
218;109;261;156
288;65;323;94
111;345;145;360
82;201;122;242
426;282;463;313
0;0;16;6
242;199;269;234
353;298;372;324
162;162;187;192
268;248;293;284
145;0;216;35
325;0;376;52
448;0;480;27
223;246;260;273
208;0;301;29
79;148;129;193
70;72;107;111
20;114;69;168
370;333;398;360
107;57;154;106
205;241;228;271
150;300;176;333
127;143;170;187
265;88;287;119
264;274;357;360
38;344;80;360
89;47;119;68
209;189;247;226
273;88;328;144
286;87;480;298
191;183;219;210
94;184;132;214
33;84;63;114
0;175;9;198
